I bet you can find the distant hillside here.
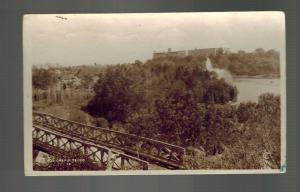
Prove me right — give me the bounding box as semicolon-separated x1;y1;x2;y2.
210;49;280;76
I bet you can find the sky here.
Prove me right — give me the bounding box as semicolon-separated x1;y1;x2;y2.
23;12;285;66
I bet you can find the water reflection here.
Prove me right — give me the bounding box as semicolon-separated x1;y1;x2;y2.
233;78;280;103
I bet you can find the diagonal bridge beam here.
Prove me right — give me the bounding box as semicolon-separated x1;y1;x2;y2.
33;111;186;169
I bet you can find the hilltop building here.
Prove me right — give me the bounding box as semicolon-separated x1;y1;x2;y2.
153;48;230;59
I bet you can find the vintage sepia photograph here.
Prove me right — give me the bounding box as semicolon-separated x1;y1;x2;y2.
23;12;286;175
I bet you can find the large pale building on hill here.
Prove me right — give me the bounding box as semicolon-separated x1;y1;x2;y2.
153;48;230;59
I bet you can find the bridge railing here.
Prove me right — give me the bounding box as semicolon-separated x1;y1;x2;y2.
33;111;185;169
33;125;149;170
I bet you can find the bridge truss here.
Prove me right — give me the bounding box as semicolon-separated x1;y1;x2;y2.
33;125;149;170
32;111;186;170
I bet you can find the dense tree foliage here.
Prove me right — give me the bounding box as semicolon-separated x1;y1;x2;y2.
85;56;238;122
34;51;281;169
82;54;281;169
83;56;242;156
84;64;146;121
32;65;105;90
125;97;237;155
32;67;56;89
184;93;281;169
210;49;280;76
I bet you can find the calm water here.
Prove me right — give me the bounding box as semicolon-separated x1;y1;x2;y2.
233;78;281;103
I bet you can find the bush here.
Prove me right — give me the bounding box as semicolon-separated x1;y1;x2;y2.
93;117;109;128
69;109;87;124
236;102;257;123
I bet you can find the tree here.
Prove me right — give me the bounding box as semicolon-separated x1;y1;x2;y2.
84;65;144;122
125;108;160;138
210;49;280;76
154;92;202;146
81;74;94;89
254;48;265;54
32;67;56;89
236;102;257;123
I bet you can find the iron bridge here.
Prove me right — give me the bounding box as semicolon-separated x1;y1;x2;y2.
33;111;186;170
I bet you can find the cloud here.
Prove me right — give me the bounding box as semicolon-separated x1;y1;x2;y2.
24;12;285;66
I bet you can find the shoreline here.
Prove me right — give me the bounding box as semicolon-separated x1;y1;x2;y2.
233;75;280;79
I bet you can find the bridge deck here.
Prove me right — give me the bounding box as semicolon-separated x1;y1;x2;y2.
33;111;186;169
33;125;149;170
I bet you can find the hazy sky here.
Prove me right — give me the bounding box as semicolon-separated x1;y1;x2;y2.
24;12;285;66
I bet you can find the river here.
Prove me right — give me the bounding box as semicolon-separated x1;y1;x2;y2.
233;78;281;103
